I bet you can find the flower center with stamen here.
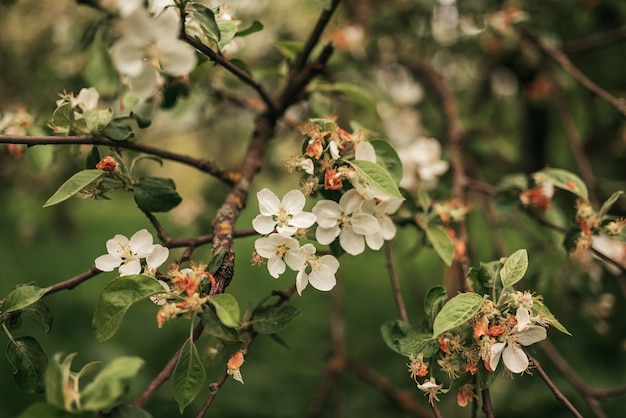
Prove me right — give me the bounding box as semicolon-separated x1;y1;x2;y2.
276;206;290;227
117;243;135;262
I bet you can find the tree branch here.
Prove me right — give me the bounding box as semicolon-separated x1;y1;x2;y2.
521;29;626;118
385;240;409;323
526;351;585;418
0;135;237;184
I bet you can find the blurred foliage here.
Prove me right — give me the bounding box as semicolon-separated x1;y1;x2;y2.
2;0;626;417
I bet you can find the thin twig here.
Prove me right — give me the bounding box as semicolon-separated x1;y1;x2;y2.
526;352;585;418
551;80;598;204
481;389;495;418
521;29;626;118
345;359;433;418
292;0;341;73
0;135;236;184
563;26;626;54
385;240;409;323
180;34;276;113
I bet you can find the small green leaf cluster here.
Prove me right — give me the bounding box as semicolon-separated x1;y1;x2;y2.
381;250;570;406
89;253;300;413
44;148;181;212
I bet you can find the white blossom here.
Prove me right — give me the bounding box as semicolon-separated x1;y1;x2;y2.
296;244;339;294
398;137;449;190
489;312;547;374
254;234;306;278
252;188;316;236
110;8;197;99
95;229;169;276
360;198;403;249
312;189;380;255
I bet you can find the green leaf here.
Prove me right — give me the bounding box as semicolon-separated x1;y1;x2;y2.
432;293;484;337
417;188;431;211
500;249;528;288
539;168;588;200
173;339;206;413
268;333;291;349
50;102;75;131
104;118;134;141
370;140;403;184
43;169;104;207
84;108;113;136
191;4;220;42
315;82;376;111
532;301;572;336
6;336;48;394
80;357;144;411
17;403;90;418
236;20;263;37
83;41;119;97
424;286;447;323
348;159;404;199
2;285;49;313
216;18;238;49
207;251;226;275
133;177;182;213
467;261;499;297
200;307;240;341
599;191;623;217
380;320;439;358
45;353;76;410
26;145;54;173
208;294;240;328
20;300;53;334
108;405;153;418
273;40;303;60
92;275;166;342
252;305;301;334
131;112;151;129
425;226;454;266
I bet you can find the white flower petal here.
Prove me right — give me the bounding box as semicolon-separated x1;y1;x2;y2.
95;254;122;271
284;250;306;271
315;226;340;245
129;67;159;99
380;217;397;240
146;244;169;268
516;307;531;332
111;40;147;77
130;229;154;257
340;229;365;255
267;256;286;278
296;270;308;295
276;224;298;236
252;215;276;235
106;234;130;256
339;189;364;214
365;232;384;250
119;259;142;276
290;211;316;229
308;266;336;291
158;39;197;75
312;200;341;227
282;189;306;213
502;345;529;374
489;342;506;372
351;213;381;235
355;141;376;162
254;236;278;258
257;188;280;216
154;8;180;40
517;326;547;346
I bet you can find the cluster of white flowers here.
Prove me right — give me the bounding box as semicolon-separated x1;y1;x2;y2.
109;4;196;99
95;229;169;276
252;187;402;294
376;66;449;192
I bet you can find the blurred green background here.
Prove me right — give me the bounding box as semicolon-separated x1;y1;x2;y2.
2;0;626;417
